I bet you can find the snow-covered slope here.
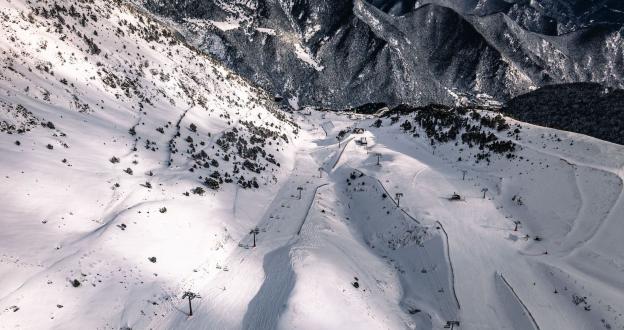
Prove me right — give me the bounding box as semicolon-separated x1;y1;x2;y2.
1;0;624;329
339;105;624;329
0;0;299;328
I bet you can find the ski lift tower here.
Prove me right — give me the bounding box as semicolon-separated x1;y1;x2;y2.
250;227;260;247
375;153;382;166
181;291;201;316
297;186;304;199
395;192;404;207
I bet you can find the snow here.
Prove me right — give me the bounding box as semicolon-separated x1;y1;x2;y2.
288;95;299;110
256;27;277;36
1;0;624;329
209;20;241;31
292;43;324;71
0;0;297;327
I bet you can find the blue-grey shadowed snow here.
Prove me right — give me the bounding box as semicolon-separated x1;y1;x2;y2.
242;244;296;330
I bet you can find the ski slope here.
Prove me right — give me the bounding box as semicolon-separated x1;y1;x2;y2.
0;0;298;328
1;0;623;329
302;109;624;330
144;108;624;330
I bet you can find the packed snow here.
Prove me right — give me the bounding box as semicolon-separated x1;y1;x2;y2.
1;0;623;329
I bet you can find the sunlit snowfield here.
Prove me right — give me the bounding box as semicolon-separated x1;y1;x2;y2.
1;0;623;329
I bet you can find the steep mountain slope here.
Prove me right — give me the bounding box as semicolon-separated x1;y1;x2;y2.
139;0;624;109
0;0;299;327
410;0;624;35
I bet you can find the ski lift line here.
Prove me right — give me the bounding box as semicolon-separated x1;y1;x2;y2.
498;273;541;330
370;176;420;224
349;169;453;322
436;221;461;311
413;218;455;318
296;183;329;235
359;169;457;321
331;137;355;170
364;169;460;316
320;123;329;137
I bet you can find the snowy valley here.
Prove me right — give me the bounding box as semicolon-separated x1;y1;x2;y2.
1;0;623;330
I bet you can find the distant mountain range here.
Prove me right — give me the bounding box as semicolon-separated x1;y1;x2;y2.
407;0;624;35
140;0;624;108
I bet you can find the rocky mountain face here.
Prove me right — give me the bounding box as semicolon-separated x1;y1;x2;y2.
139;0;624;109
411;0;624;35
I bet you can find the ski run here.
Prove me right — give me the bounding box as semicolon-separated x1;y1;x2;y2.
1;0;623;329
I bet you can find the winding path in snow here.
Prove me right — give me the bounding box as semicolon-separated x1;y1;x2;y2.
511;137;624;257
435;221;461;311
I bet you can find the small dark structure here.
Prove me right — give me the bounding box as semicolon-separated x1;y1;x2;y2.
250;227;260;247
395;192;404;207
297;186;304;199
449;193;462;201
375;153;382;166
182;291;201;316
444;321;460;329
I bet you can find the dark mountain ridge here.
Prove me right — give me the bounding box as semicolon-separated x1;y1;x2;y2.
503;82;624;145
139;0;624;109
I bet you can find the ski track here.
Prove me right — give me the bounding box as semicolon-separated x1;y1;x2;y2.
496;272;540;330
339;166;458;324
297;183;329;235
148;134;329;328
435;221;461;311
511;137;624;257
140;111;621;330
3;36;624;329
331;137;355;170
0;193;161;303
240;130;358;327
